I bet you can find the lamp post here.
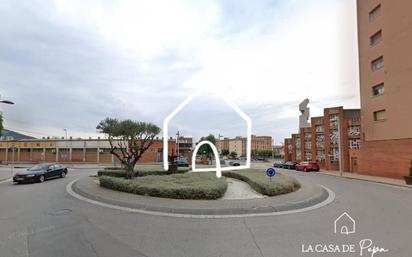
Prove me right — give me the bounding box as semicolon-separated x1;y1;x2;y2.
0;95;15;175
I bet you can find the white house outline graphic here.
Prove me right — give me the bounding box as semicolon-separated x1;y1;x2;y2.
162;91;252;178
334;212;356;235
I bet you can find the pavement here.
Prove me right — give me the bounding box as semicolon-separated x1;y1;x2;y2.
71;175;329;216
222;178;264;200
319;170;412;188
0;166;411;257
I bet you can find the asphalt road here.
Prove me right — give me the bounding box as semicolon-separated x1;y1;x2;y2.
0;166;411;257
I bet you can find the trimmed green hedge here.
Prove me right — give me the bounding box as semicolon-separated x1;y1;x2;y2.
99;173;227;200
223;169;300;196
103;167;124;170
97;168;189;178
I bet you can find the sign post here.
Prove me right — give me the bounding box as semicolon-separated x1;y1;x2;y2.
266;167;276;182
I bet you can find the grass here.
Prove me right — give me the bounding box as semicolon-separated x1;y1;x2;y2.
99;172;227;200
223;169;300;196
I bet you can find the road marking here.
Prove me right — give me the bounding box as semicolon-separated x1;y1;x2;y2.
66;179;335;219
0;178;12;184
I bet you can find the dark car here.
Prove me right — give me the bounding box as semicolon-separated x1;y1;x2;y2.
273;161;285;168
13;163;68;184
295;161;320;172
175;160;189;167
283;161;298;170
229;161;241;166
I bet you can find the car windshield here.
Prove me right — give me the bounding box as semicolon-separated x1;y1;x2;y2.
28;164;50;171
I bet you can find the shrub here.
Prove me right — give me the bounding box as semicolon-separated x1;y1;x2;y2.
97;170;127;178
99;172;227;200
223;169;300;196
97;168;189;178
103;167;124;170
409;160;412;176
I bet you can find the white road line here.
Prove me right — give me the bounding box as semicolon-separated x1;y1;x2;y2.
0;178;12;184
66;179;335;219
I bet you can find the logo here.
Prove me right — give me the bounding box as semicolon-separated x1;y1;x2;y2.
162;91;252;178
301;212;388;257
334;212;355;235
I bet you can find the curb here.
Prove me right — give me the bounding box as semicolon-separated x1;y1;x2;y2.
318;172;412;189
67;178;335;219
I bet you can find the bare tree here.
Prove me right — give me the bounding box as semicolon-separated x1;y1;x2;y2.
97;118;160;179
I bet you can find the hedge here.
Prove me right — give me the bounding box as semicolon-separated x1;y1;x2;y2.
223;169;300;196
97;168;189;178
103;167;124;170
99;172;227;200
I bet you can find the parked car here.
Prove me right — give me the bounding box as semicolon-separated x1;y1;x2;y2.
283;161;298;170
273;161;284;168
229;161;241;166
13;163;68;184
174;160;189;167
295;161;320;172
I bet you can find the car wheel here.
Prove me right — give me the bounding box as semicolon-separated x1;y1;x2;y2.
60;172;66;178
39;175;45;183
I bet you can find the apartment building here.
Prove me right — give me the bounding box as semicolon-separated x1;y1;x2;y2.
221;135;273;156
0;138;176;164
176;136;193;160
284;107;361;172
357;0;412;178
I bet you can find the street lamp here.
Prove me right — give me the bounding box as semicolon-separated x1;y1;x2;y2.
0;100;14;105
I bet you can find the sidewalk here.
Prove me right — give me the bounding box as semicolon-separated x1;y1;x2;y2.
319;170;412;188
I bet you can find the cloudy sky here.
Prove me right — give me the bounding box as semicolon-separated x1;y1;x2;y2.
0;0;359;144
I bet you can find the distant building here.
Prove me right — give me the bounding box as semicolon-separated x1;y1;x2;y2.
221;135;272;157
273;145;285;158
176;136;193;160
0;138;176;164
357;0;412;178
285;107;361;172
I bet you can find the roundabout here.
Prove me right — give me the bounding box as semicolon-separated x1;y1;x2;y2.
67;174;335;218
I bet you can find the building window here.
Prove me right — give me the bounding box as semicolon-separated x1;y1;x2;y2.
349;139;361;149
372;83;384;96
371;56;384;71
370;30;382;46
369;4;381;22
374;109;386;121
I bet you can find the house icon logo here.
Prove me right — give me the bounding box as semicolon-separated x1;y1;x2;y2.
334;212;356;235
162;91;252;178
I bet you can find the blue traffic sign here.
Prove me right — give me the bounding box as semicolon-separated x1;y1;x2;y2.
266;168;276;177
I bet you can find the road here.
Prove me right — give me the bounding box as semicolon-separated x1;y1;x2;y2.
0;166;411;257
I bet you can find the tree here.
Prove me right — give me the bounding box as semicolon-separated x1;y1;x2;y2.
197;134;217;158
221;149;229;156
0;113;3;137
96;118;160;179
230;151;237;159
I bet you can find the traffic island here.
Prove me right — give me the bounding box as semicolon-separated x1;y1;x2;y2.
69;175;333;217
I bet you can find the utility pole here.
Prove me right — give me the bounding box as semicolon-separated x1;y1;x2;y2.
64;129;68;162
176;131;180;160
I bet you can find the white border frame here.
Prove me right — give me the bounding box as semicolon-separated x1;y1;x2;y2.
163;91;252;177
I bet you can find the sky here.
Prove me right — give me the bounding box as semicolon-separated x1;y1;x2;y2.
0;0;360;145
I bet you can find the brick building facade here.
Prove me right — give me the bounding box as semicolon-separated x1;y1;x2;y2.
0;138;176;164
284;107;361;172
